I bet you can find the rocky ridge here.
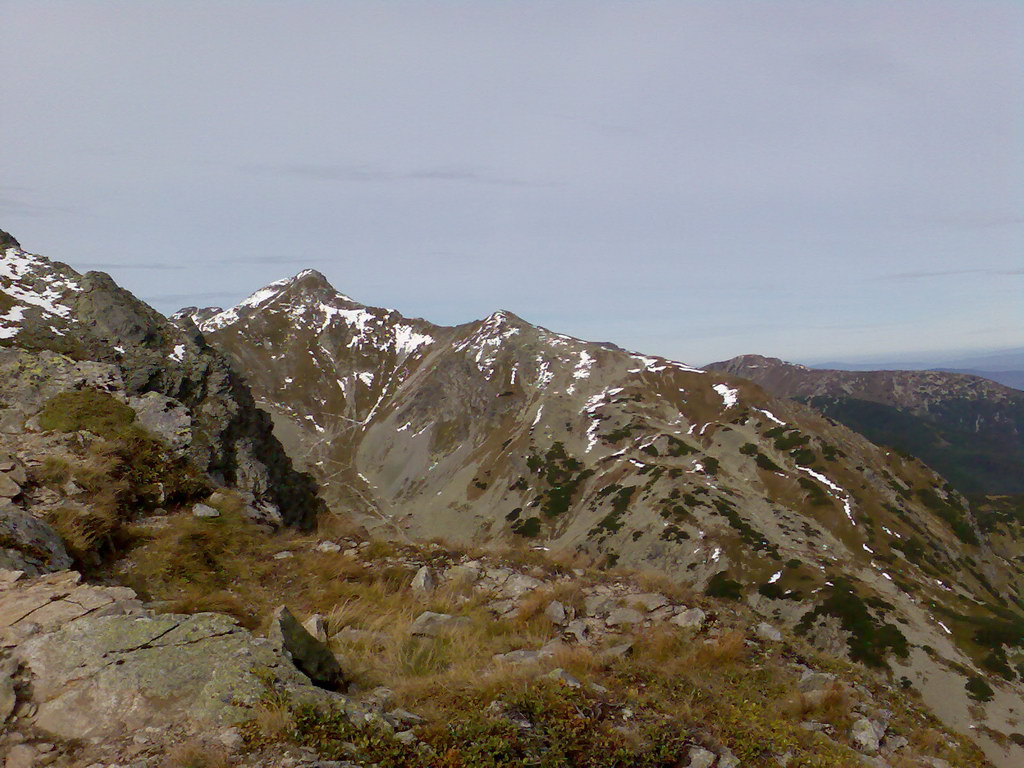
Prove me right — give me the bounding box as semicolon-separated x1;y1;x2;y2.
0;231;323;529
706;354;1024;496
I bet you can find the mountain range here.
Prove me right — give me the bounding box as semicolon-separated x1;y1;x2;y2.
175;266;1024;765
1;229;1022;766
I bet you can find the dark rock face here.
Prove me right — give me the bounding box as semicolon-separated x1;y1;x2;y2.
0;235;324;528
268;605;348;691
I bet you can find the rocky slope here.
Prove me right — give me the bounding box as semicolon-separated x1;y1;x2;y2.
0;533;993;767
706;355;1024;496
180;270;1024;766
0;230;323;532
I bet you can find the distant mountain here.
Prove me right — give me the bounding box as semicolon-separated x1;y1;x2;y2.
808;346;1024;373
178;271;1024;765
706;354;1024;495
933;369;1024;391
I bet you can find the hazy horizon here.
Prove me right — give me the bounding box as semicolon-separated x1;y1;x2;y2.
2;1;1021;366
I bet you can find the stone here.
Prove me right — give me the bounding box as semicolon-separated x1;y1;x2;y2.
686;746;716;768
411;566;436;595
14;611;349;741
605;607;644;627
302;613;329;643
273;550;294;560
882;735;908;753
850;717;881;753
218;727;244;752
0;510;72;575
192;503;220;518
269;605;347;691
316;540;341;554
488;599;518;616
127;392;192;453
756;622;783;642
544;668;581;688
0;472;20;499
670;608;706;630
444;564;480;584
544;600;567;625
718;747;740;768
4;745;36;768
408;611;470;637
502;573;543;598
387;707;424;726
394;730;418;745
797;670;837;692
583;594;616;617
623;593;668;612
564;619;589;643
0;656;16;722
602;641;634;659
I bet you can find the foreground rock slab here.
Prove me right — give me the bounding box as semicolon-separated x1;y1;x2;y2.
0;570;357;744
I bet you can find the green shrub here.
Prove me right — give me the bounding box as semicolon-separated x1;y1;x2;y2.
39;389;136;439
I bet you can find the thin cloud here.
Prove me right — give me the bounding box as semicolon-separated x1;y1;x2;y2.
0;195;77;216
78;262;185;271
241;163;548;188
880;268;1024;280
213;255;333;265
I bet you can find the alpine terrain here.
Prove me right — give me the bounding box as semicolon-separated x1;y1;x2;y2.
0;230;1017;767
177;267;1024;766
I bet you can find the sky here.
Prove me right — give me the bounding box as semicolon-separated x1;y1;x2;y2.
1;1;1021;366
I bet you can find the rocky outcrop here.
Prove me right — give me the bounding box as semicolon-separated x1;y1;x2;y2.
0;235;325;528
0;569;361;763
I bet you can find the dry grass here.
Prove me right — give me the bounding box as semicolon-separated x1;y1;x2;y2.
162;740;230;768
317;511;367;540
250;698;295;742
687;629;748;668
46;502;119;559
631;568;696;604
782;682;851;725
33;455;72;486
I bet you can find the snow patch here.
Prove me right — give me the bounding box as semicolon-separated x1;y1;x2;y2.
753;407;785;426
712;384;739;408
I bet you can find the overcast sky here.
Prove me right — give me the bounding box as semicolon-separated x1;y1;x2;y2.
1;1;1021;365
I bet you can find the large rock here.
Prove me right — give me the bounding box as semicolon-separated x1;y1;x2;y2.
670;607;706;631
0;656;16;723
0;506;73;575
411;566;436;595
850;716;881;753
127;391;192;454
269;605;347;691
0;472;20;499
15;610;347;740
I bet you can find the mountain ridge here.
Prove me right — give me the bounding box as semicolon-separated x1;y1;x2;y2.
175;266;1024;767
706;354;1024;496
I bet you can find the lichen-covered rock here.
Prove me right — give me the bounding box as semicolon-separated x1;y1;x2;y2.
15;610;348;740
127;391;192;454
